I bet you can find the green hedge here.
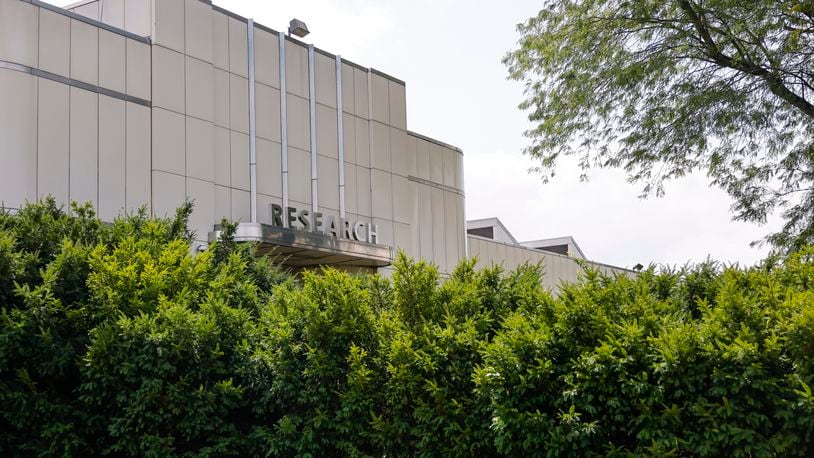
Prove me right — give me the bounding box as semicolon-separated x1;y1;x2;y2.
1;199;814;456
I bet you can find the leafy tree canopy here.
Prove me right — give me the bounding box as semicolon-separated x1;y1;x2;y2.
505;0;814;250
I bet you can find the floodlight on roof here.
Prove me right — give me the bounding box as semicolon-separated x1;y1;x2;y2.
288;18;310;38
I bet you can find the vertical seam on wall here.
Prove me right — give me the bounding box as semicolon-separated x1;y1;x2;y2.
149;0;154;215
308;44;317;213
124;25;128;212
366;70;373;222
389;85;397;251
183;0;187;198
35;8;40;200
68;18;72;209
226;18;232;219
278;31;288;221
247;18;257;223
462;160;468;258
336;55;345;219
96;26;100;213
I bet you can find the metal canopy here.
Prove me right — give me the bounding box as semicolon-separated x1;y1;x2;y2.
208;222;393;267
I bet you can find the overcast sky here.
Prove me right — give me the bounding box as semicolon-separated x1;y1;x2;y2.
53;0;783;268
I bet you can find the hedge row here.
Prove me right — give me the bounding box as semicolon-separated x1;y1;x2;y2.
1;199;814;456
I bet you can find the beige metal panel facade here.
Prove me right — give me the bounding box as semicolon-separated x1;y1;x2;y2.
257;138;282;198
314;52;336;109
444;190;459;270
214;184;230;221
253;28;279;88
284;40;307;98
39;8;70;76
152;45;184;113
409;181;420;258
186;56;214;121
230;131;250;190
71;2;99;21
153;0;184;53
0;0;38;68
430;186;447;272
100;30;126;93
152;170;185;217
353;67;369;119
187;177;214;239
255;83;281;142
392;175;411;224
126;39;151;99
101;0;125;29
370;169;393;220
356;167;372;217
354;117;370;167
231;188;250;221
418;184;433;261
98;95;126;221
340;64;353;114
315;104;338;159
456;194;466;258
388;80;406;130
69;87;99;207
2;0;469;277
369;72;389;125
229;74;249;133
317;156;339;211
152;108;185;175
186;117;215;182
126;102;151;212
0;69;37;209
71;19;99;85
0;1;152;219
429;143;443;183
185;0;212;62
124;0;151;37
370;121;391;171
390;128;411;177
37;78;70;204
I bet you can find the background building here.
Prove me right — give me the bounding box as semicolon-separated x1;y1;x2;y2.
0;0;631;285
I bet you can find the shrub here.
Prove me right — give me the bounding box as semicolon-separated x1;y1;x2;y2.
1;199;813;456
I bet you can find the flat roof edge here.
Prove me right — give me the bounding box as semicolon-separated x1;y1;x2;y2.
61;0;96;9
369;68;405;86
407;130;463;154
25;0;151;44
209;2;405;86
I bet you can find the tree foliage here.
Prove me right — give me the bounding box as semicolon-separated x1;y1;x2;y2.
505;0;814;250
2;200;814;456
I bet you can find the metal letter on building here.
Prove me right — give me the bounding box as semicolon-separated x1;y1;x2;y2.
353;221;366;241
368;223;379;244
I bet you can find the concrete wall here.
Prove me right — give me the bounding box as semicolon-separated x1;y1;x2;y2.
468;235;634;291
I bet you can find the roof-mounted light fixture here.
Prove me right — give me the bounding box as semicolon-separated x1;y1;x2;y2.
288;18;310;38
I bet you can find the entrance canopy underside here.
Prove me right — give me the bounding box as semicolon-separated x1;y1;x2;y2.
208;223;393;268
